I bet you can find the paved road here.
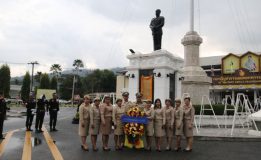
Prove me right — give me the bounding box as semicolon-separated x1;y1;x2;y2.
1;107;261;160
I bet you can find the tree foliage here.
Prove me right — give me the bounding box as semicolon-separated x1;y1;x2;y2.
82;69;116;94
73;59;84;69
58;69;116;100
59;75;73;99
21;72;31;101
50;64;62;93
0;65;11;97
34;71;42;84
50;76;58;91
50;64;62;74
39;73;50;89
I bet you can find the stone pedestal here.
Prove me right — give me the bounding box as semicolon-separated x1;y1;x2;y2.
181;31;211;104
126;50;183;102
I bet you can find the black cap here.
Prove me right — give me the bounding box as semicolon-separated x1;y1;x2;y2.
122;92;129;97
136;92;143;98
145;100;152;104
116;98;123;103
93;97;101;102
104;95;110;99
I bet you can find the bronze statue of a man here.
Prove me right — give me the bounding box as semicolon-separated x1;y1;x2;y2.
150;9;165;51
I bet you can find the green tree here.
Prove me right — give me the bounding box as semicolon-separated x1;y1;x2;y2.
34;71;42;84
50;64;62;75
0;65;11;96
39;73;50;89
72;59;84;98
50;64;62;92
73;59;84;69
21;72;31;101
82;69;101;93
50;76;58;91
59;75;74;99
74;75;83;96
0;65;11;97
101;69;116;92
82;69;116;94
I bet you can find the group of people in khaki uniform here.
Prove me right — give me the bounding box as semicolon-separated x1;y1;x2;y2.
78;92;195;152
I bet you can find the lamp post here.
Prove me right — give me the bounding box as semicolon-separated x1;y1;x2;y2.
190;0;194;32
28;61;39;92
71;74;76;107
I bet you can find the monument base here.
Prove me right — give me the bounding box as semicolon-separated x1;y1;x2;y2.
126;49;183;102
181;66;211;104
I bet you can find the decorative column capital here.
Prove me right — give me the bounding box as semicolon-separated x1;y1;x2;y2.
181;31;202;46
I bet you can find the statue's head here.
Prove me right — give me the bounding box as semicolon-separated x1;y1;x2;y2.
156;9;161;17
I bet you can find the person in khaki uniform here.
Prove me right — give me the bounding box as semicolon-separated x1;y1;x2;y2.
173;99;183;151
183;97;195;152
90;97;101;151
112;99;125;150
134;93;146;112
79;95;91;151
100;95;113;151
153;98;166;152
163;99;174;151
144;100;154;151
122;92;133;113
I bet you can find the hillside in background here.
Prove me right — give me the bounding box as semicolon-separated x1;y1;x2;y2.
10;67;125;85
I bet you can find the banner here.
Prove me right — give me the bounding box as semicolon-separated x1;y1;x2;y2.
36;89;56;99
241;53;259;72
213;68;261;85
222;54;240;74
121;115;148;124
140;75;153;101
213;76;261;85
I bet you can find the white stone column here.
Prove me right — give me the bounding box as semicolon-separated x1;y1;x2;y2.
181;31;211;104
254;90;257;105
153;68;170;103
175;71;182;99
232;90;235;105
128;70;139;101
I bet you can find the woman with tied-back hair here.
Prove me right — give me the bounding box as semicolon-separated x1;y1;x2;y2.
173;98;183;151
90;97;101;151
183;97;195;152
79;95;91;151
144;100;154;151
163;99;174;151
153;98;166;152
100;95;113;151
112;98;125;150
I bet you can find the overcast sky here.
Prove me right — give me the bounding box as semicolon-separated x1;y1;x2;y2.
0;0;260;77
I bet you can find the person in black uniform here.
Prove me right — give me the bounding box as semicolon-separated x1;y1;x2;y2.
25;93;36;131
48;93;59;132
0;92;7;139
35;94;47;132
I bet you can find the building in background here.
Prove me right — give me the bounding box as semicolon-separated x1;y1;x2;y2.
201;51;261;105
10;85;22;99
116;51;261;105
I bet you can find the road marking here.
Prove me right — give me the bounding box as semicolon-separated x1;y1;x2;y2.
22;131;32;160
42;126;64;160
0;129;19;157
